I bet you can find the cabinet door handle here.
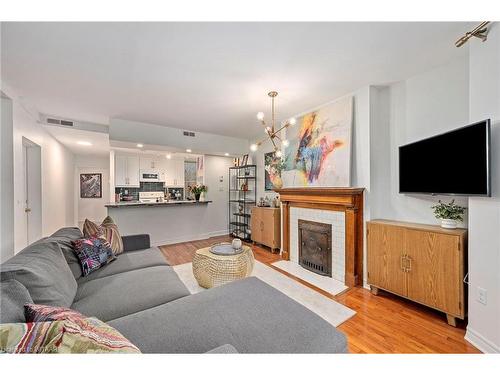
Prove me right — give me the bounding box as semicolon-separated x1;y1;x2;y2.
407;256;412;272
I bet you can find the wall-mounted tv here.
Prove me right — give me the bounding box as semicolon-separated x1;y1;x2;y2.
399;119;491;196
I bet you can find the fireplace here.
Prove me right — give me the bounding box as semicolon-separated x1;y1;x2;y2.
298;219;332;276
275;187;364;287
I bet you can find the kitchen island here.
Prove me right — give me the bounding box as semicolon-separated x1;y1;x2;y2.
106;200;218;246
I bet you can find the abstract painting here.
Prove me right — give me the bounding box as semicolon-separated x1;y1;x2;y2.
281;96;353;187
80;173;102;198
264;152;284;190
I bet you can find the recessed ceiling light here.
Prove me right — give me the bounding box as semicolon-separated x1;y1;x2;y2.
224;153;229;156
166;154;172;159
137;143;144;148
186;149;192;153
77;141;92;146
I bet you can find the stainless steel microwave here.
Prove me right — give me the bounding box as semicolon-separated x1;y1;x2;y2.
140;170;160;182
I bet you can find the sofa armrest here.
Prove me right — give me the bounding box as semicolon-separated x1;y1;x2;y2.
121;234;151;252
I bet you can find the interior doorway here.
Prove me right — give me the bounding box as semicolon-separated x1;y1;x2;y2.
22;137;42;245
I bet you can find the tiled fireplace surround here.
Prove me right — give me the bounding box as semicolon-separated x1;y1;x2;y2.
290;207;346;283
276;187;365;287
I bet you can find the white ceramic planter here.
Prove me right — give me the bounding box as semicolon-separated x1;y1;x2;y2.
441;219;457;229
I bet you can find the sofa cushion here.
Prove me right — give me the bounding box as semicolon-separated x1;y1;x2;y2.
73;237;116;276
0;242;77;308
71;266;189;321
48;227;84;279
107;277;348;353
77;247;168;283
0;317;141;353
0;279;33;323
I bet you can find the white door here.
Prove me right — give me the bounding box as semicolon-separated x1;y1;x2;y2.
22;138;42;245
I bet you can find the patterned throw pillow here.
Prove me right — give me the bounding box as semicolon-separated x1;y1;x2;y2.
72;237;115;276
82;218;102;238
0;318;141;353
83;217;123;255
25;304;87;323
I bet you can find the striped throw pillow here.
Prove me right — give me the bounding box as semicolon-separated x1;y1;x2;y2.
0;318;140;353
82;216;123;256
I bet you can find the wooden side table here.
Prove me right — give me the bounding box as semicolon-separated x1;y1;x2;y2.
192;245;255;288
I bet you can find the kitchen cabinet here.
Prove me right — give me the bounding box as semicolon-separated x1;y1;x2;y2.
164;159;185;187
367;219;466;326
139;156;162;170
115;154;140;187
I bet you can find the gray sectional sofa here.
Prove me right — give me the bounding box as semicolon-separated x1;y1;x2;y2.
0;227;348;353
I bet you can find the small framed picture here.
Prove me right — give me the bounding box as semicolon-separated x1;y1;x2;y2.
241;154;248;166
80;173;102;198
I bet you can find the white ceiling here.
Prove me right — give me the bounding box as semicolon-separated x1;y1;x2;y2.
43;125;110;156
1;22;472;140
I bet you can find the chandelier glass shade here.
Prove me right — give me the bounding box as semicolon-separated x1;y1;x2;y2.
250;91;295;155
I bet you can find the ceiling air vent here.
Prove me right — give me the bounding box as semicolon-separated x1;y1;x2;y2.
46;118;74;127
183;131;195;137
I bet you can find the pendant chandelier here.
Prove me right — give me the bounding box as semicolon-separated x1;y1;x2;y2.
250;91;296;157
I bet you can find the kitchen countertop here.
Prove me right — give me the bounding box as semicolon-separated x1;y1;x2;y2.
105;200;212;208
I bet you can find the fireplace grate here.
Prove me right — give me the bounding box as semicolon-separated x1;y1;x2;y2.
300;259;329;275
298;219;332;277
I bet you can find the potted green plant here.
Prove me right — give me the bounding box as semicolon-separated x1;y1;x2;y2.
189;184;207;201
431;200;466;229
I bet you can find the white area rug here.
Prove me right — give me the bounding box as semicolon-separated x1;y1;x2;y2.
271;260;348;296
173;260;355;327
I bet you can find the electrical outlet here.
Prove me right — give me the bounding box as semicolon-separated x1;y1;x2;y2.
477;287;487;305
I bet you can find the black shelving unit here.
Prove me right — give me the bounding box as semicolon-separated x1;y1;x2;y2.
229;164;257;241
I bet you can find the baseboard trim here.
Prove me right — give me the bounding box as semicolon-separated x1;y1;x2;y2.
151;230;230;247
465;327;500;353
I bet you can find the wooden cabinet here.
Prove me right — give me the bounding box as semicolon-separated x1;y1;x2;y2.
115;154;140;187
367;220;467;326
251;207;280;252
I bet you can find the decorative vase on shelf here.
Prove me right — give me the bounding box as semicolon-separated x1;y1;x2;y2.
441;219;457;229
195;193;201;201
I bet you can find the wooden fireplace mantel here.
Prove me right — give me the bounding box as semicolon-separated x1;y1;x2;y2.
274;187;365;287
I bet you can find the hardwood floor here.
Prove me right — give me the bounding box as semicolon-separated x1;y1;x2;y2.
159;235;480;354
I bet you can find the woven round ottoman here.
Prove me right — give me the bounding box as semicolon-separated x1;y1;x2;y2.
192;245;255;288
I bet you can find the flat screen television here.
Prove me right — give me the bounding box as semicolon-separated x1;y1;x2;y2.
399;119;491;196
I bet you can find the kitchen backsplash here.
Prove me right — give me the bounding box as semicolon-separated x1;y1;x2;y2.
115;182;166;200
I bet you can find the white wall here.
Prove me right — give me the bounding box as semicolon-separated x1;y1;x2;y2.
110;118;249;156
465;23;500;353
2;85;75;252
74;155;110;228
370;55;470;226
1;96;15;261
